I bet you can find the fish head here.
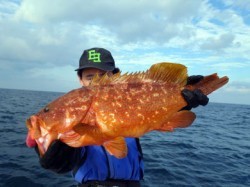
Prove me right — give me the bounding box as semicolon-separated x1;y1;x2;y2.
25;103;72;156
25;88;93;156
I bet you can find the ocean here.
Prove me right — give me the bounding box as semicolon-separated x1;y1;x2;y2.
0;88;249;187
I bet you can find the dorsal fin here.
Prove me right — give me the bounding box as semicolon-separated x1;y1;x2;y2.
90;62;188;86
146;62;188;86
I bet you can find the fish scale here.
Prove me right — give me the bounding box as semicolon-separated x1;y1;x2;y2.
93;82;184;131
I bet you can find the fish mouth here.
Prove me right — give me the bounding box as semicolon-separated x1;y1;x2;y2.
25;115;52;156
25;115;82;156
26;131;37;148
26;117;37;148
35;133;51;156
26;130;53;156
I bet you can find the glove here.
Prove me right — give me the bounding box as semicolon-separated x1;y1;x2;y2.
35;140;81;174
181;75;209;110
186;75;204;85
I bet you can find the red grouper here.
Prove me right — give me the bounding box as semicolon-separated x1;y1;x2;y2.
26;62;229;158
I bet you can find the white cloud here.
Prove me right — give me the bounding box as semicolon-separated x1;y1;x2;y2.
14;0;201;23
223;0;250;11
200;33;235;51
224;81;250;94
0;0;18;18
12;0;204;44
209;62;248;70
1;0;248;63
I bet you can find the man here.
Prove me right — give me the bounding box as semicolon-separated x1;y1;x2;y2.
37;47;208;186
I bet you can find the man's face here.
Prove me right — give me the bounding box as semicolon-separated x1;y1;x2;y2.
79;68;113;87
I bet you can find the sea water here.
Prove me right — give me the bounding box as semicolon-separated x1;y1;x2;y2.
0;88;249;187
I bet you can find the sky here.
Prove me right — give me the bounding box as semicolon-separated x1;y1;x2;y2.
0;0;249;105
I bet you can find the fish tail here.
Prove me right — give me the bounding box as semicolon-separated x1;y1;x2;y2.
185;73;229;95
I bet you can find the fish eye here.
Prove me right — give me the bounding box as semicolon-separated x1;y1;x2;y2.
44;106;50;112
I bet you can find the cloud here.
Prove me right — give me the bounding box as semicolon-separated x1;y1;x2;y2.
223;0;250;11
12;0;204;45
14;0;201;24
1;0;248;66
0;0;249;105
200;33;235;51
224;81;250;94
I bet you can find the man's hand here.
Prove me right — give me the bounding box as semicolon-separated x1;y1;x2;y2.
35;140;81;174
181;75;209;110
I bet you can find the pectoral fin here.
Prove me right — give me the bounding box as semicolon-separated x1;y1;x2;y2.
103;137;128;159
159;110;196;132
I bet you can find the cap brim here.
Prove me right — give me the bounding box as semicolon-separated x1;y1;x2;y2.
75;64;115;72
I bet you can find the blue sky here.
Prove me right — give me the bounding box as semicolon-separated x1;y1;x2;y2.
0;0;249;105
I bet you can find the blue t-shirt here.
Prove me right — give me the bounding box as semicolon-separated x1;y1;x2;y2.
73;138;144;183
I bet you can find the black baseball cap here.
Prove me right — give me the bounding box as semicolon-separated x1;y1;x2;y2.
75;47;117;72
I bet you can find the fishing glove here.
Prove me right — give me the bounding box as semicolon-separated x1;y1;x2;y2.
35;140;81;174
181;75;209;110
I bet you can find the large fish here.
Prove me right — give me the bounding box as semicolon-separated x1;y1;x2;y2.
26;62;229;158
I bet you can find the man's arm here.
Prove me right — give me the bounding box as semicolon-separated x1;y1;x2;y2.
35;140;82;174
